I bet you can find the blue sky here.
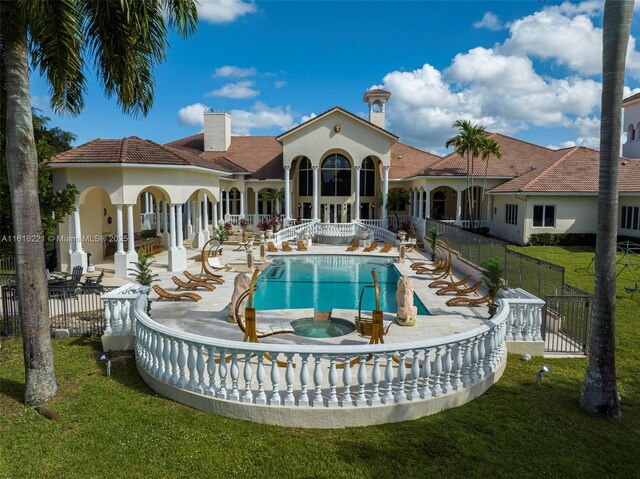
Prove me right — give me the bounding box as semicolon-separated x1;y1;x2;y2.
30;0;640;154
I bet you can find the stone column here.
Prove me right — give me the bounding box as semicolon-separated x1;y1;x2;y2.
425;190;431;219
114;204;130;278
456;190;463;225
169;204;177;249
312;165;319;221
126;204;135;254
418;191;424;219
67;214;74;269
168;203;187;271
239;190;245;218
176;204;184;249
69;207;88;271
155;200;161;237
225;190;231;220
354;166;361;221
254;189;259;225
381;165;390;224
186;201;192;237
212;200;218;229
202;198;210;242
284;165;291;221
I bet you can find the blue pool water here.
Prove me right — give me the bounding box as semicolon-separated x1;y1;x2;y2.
253;255;429;315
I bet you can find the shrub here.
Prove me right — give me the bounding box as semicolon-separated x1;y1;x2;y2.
528;233;597;247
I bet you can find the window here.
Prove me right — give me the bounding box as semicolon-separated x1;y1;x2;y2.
533;205;556;227
298;157;312;196
506;204;518;225
621;206;640;231
359;157;376;197
321;153;351;196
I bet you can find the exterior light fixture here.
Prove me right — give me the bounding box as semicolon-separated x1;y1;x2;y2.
537;365;549;387
522;353;531;362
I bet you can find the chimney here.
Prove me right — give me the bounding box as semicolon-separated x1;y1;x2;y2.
203;111;231;151
363;89;391;129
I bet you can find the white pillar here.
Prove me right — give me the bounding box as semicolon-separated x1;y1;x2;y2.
425;190;431;219
114;204;130;278
186;201;192;236
67;214;74;256
354;166;361;221
202;198;210;242
126;204;135;254
144;193;150;214
254;190;259;225
456;190;462;224
73;209;83;253
162;201;168;232
225;190;231;219
155;200;161;236
176;204;184;249
169;204;177;249
284;165;291;220
418;191;424;219
115;205;124;253
240;190;245;218
312;165;319;220
212;200;218;228
381;165;389;223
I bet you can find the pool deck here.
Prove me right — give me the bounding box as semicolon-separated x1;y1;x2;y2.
149;243;489;346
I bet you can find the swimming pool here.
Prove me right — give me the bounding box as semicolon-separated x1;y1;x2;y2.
253;255;429;315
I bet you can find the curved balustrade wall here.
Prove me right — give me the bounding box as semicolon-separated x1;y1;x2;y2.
134;295;509;428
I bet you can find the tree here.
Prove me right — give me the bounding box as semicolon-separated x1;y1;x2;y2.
0;110;79;255
580;0;633;418
260;188;284;214
385;187;410;231
478;135;502;224
0;0;197;405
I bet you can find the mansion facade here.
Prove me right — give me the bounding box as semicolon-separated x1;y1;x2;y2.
50;89;640;277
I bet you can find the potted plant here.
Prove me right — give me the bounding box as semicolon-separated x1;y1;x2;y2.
481;257;505;317
427;226;441;261
240;218;248;242
128;250;159;314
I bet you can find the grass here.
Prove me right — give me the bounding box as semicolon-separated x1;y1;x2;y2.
1;246;639;478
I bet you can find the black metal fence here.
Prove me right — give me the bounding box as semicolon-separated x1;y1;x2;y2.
426;219;592;353
1;284;117;337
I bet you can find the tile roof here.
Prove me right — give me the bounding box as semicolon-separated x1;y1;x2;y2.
389;142;441;179
489;147;640;193
413;133;556;178
49;136;239;173
166;135;284;179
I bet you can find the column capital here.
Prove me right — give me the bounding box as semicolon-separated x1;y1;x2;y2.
355;165;362;171
284;165;291;171
312;164;319;170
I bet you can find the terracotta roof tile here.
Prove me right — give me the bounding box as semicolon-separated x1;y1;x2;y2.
389;143;441;179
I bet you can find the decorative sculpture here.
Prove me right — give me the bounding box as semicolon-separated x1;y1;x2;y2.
226;272;251;323
396;275;417;326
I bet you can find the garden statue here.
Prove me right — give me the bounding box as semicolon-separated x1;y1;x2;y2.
396;275;417;326
227;272;251;323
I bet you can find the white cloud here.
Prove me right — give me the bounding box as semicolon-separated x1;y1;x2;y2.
213;65;257;78
473;12;503;31
206;80;259;99
197;0;257;24
274;80;287;89
229;102;295;135
177;103;208;127
300;113;317;124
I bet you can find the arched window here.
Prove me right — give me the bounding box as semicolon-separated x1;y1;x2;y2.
360;157;376;197
321;153;351;196
298;157;312;196
629;124;636;142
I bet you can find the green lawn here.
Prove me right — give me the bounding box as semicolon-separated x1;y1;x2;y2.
1;246;639;478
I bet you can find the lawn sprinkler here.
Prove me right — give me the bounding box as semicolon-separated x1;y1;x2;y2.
99;353;111;377
537;365;549;387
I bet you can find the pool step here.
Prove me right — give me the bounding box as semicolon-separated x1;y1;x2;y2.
313;311;331;321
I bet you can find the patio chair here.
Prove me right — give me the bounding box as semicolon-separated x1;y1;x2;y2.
172;276;215;291
79;269;105;294
410;258;445;270
436;280;482;296
281;241;293;252
346;240;359;252
266;241;278;253
429;274;472;289
152;284;201;302
380;242;393;253
183;270;224;285
624;281;638;297
296;240;308;252
363;241;379;253
446;295;491;307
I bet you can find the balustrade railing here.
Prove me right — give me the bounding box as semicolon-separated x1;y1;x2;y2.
315;222;358;238
274;220;319;243
102;283;149;337
359;219;387;229
354;221;397;244
133;294;509;411
502;288;544;342
225;215;244;226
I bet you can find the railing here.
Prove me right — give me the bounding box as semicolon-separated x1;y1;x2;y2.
134;293;509;416
502;289;544;342
359;219;387;229
274;220;319;243
101;283;150;337
315;222;358;238
441;219;488;229
354;221;397;244
225;215;244;226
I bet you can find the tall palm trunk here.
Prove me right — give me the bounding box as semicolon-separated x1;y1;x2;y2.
5;28;57;404
580;0;632;418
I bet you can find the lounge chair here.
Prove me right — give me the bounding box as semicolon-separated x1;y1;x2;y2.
183;270;224;285
152;284;201;302
296;240;308;251
266;241;278;253
410;258;444;270
172;276;215;291
363;241;379;253
380;242;393;253
446;295;491;307
429;274;472;289
346;240;359;252
281;241;293;252
80;269;105;294
436;280;483;296
204;255;233;274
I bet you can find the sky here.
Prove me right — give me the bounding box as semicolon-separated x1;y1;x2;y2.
30;0;640;154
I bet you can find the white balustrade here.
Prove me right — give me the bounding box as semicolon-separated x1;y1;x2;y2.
102;283;150;336
501;288;545;342
274;220;319;243
133;292;510;414
358;219;387;229
226;215;243;226
353;220;397;243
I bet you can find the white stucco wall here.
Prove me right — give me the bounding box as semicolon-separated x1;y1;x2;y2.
489;195;527;244
619;195;640;238
622;101;640;159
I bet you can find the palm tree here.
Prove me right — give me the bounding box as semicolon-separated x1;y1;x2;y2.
0;0;197;405
445;120;488;227
260;188;284;215
580;0;632;418
386;187;410;231
479;136;502;224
